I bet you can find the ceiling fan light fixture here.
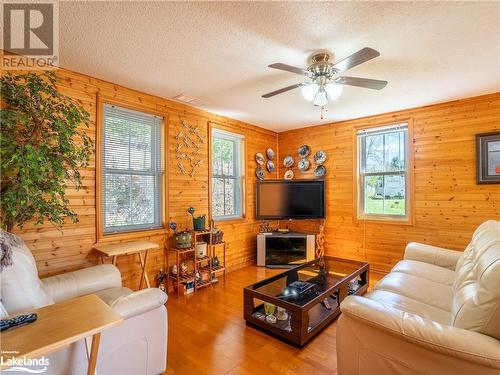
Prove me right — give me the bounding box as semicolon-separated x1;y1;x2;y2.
325;82;343;101
301;83;318;101
313;87;328;107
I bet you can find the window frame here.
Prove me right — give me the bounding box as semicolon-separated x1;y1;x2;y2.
210;126;245;221
354;120;414;224
96;97;167;241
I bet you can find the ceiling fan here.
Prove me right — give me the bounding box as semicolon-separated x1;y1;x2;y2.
262;47;387;115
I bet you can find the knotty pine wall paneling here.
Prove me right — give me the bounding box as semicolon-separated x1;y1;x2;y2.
209;121;279;269
278;93;500;273
11;67;278;289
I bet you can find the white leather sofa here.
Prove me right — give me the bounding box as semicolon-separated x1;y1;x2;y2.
0;232;168;375
337;220;500;375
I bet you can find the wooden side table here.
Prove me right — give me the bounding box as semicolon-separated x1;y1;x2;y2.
0;294;123;375
93;240;159;289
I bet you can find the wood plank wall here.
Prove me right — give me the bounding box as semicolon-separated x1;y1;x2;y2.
278;93;500;273
8;64;499;283
10;67;277;289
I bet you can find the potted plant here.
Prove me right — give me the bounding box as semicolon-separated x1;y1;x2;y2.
0;72;93;233
187;207;206;231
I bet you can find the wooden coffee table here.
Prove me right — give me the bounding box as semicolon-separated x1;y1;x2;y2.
244;256;369;346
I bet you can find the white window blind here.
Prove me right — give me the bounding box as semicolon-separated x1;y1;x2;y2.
357;123;409;220
211;129;244;219
102;104;163;233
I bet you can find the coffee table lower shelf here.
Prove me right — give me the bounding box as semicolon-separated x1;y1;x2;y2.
243;256;369;346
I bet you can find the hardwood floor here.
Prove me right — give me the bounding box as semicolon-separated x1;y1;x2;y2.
165;266;383;375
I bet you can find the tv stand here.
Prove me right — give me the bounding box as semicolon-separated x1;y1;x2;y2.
257;232;315;268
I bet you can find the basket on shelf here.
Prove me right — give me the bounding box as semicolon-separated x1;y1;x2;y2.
203;230;223;244
213;230;224;244
175;231;193;249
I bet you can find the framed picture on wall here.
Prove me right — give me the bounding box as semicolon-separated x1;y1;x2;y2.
476;131;500;184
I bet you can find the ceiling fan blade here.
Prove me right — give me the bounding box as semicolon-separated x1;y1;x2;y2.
262;83;306;98
268;63;308;76
335;76;388;90
333;47;380;73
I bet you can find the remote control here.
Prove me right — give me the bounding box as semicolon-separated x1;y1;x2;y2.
1;313;37;331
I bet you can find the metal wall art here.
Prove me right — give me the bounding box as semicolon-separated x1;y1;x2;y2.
176;119;206;178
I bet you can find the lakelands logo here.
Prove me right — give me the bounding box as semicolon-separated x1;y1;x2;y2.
0;353;50;373
1;0;59;70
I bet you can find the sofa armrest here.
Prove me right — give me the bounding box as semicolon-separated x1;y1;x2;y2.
340;295;500;369
42;264;122;302
107;288;168;319
404;242;462;270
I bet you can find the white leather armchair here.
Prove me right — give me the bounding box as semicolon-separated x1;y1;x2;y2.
0;232;168;375
337;220;500;375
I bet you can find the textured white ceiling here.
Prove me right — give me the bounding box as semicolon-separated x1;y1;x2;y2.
60;1;500;132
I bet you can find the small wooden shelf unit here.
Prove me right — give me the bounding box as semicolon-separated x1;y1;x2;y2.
166;230;226;297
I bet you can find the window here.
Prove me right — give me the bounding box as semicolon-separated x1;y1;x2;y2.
211;129;244;219
357;123;409;220
102;104;163;234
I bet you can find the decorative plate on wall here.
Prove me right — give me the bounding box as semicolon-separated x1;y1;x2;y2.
284;170;294;180
266;148;275;160
255;153;265;165
256;166;265;180
266;160;275;173
283;155;294;168
314;150;327;165
314;165;326;178
297;145;311;158
298;158;310;171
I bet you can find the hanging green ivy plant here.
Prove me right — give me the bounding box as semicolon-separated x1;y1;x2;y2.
0;71;94;232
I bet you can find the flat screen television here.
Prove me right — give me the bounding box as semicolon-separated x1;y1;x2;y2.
256;180;325;220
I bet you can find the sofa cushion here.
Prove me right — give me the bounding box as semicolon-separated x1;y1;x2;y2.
0;232;54;313
374;272;452;312
451;220;500;340
367;290;451;324
392;260;455;286
42;264;122;302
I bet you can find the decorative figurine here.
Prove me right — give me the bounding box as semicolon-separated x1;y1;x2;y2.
156;269;167;292
169;221;178;234
212;255;220;269
259;221;271;233
276;307;288;321
195;270;202;284
171;264;178;275
180;261;188;275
